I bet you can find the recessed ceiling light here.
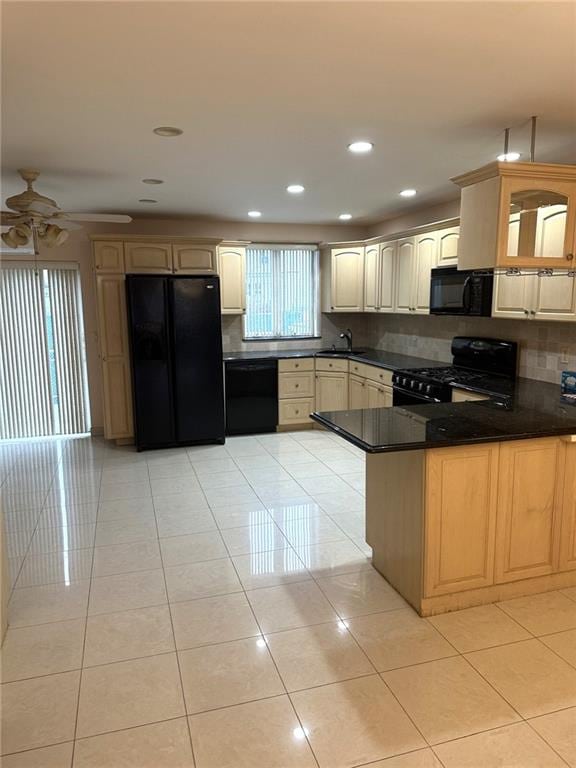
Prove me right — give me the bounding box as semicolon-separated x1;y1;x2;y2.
153;126;183;137
399;189;417;197
142;178;164;185
286;184;305;194
347;141;373;154
339;213;352;220
139;198;157;204
497;151;521;162
248;210;262;218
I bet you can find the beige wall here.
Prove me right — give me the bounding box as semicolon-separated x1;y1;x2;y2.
366;198;460;239
1;218;367;432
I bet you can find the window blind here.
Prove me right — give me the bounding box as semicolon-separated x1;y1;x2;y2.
0;263;90;439
244;245;319;340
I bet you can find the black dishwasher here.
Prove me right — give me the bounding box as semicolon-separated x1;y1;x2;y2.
225;359;278;435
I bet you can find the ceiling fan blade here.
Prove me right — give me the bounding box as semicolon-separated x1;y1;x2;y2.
60;213;132;223
1;211;26;225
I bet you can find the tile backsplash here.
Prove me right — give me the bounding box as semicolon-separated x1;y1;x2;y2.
366;314;576;384
222;313;576;384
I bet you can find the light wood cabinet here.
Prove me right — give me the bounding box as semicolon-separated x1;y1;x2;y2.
94;241;124;273
364;241;396;313
366;381;393;408
495;438;564;583
424;444;499;597
393;234;437;314
493;271;576;322
95;275;133;439
323;246;364;312
349;373;367;409
125;242;173;273
560;441;576;571
315;371;349;411
436;226;459;266
278;357;315;426
453;161;576;271
173;242;218;274
218;246;246;314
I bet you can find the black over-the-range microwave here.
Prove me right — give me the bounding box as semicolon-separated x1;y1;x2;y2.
429;266;494;316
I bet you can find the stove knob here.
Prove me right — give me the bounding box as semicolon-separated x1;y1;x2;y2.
425;384;434;396
418;382;426;392
410;380;419;391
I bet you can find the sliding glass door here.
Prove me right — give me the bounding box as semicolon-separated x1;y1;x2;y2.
0;263;91;439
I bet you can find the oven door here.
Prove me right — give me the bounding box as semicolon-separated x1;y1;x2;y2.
393;387;442;406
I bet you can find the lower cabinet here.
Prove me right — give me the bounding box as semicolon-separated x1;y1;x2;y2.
278;358;315;426
315;371;349;411
495;438;564;582
349;374;367;409
424;444;499;597
560;442;576;571
366;381;393;407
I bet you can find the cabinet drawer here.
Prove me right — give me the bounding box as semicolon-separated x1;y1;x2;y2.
315;358;349;373
364;365;393;386
278;372;314;399
279;398;315;425
278;358;314;373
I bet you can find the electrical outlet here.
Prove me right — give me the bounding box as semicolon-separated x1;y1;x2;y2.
561;348;570;365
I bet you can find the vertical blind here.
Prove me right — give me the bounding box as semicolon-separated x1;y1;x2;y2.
0;263;90;439
244;245;319;339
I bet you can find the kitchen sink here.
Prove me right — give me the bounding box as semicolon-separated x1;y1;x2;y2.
317;348;366;356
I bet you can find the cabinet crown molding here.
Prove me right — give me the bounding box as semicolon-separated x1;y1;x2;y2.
452;161;576;188
89;234;223;245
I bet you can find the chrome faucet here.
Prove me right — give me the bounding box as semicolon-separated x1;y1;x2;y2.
340;328;353;352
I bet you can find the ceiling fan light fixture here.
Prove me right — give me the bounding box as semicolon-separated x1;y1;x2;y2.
1;228;20;248
41;224;69;247
153;126;183;137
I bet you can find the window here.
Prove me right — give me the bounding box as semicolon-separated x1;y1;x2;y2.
0;263;91;439
244;245;319;340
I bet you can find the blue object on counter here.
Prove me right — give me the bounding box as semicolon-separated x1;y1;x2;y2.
561;371;576;405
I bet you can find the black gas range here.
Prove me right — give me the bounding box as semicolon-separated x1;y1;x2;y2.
391;337;518;406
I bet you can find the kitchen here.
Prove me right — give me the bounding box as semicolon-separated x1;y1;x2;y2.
2;2;576;767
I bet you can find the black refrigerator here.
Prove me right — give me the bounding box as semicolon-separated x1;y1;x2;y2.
126;274;225;451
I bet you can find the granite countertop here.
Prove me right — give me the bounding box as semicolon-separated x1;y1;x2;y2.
224;347;445;371
311;377;576;453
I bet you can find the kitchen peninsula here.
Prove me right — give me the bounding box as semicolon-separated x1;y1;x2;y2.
312;379;576;617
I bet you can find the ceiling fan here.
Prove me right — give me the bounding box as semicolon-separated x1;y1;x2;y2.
1;168;132;252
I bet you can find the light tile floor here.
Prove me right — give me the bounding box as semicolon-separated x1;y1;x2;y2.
1;430;576;767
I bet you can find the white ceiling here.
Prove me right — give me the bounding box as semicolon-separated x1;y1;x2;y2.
2;1;576;224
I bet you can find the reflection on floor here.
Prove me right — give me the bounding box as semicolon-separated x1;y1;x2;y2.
1;430;576;767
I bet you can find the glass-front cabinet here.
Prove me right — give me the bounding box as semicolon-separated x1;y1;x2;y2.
453;162;576;271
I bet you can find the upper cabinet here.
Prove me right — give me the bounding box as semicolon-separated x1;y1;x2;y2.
364;241;396;313
173;242;218;274
394;234;438;314
493;270;576;322
323;246;365;312
453;161;576;270
436;226;459;266
94;241;124;273
218;245;246;314
125;242;173;273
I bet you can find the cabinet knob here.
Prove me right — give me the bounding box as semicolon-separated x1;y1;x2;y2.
295;363;299;368
524;309;529;315
295;383;299;388
567;253;574;261
295;409;300;415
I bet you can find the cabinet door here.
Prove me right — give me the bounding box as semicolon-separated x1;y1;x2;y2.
349;374;366;409
495;438;563;583
560;442;576;571
96;275;133;439
379;242;397;312
315;372;348;411
394;238;415;313
532;272;576;322
363;245;380;312
436;227;460;266
492;272;534;319
413;233;438;314
366;381;392;408
424;444;499;597
331;248;364;311
125;243;173;274
173;243;217;274
94;241;124;274
218;246;246;314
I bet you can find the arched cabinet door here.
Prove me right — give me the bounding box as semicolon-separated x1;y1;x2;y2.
436;227;459;266
173;243;217;274
330;247;365;311
125;242;173;273
218;246;246;314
